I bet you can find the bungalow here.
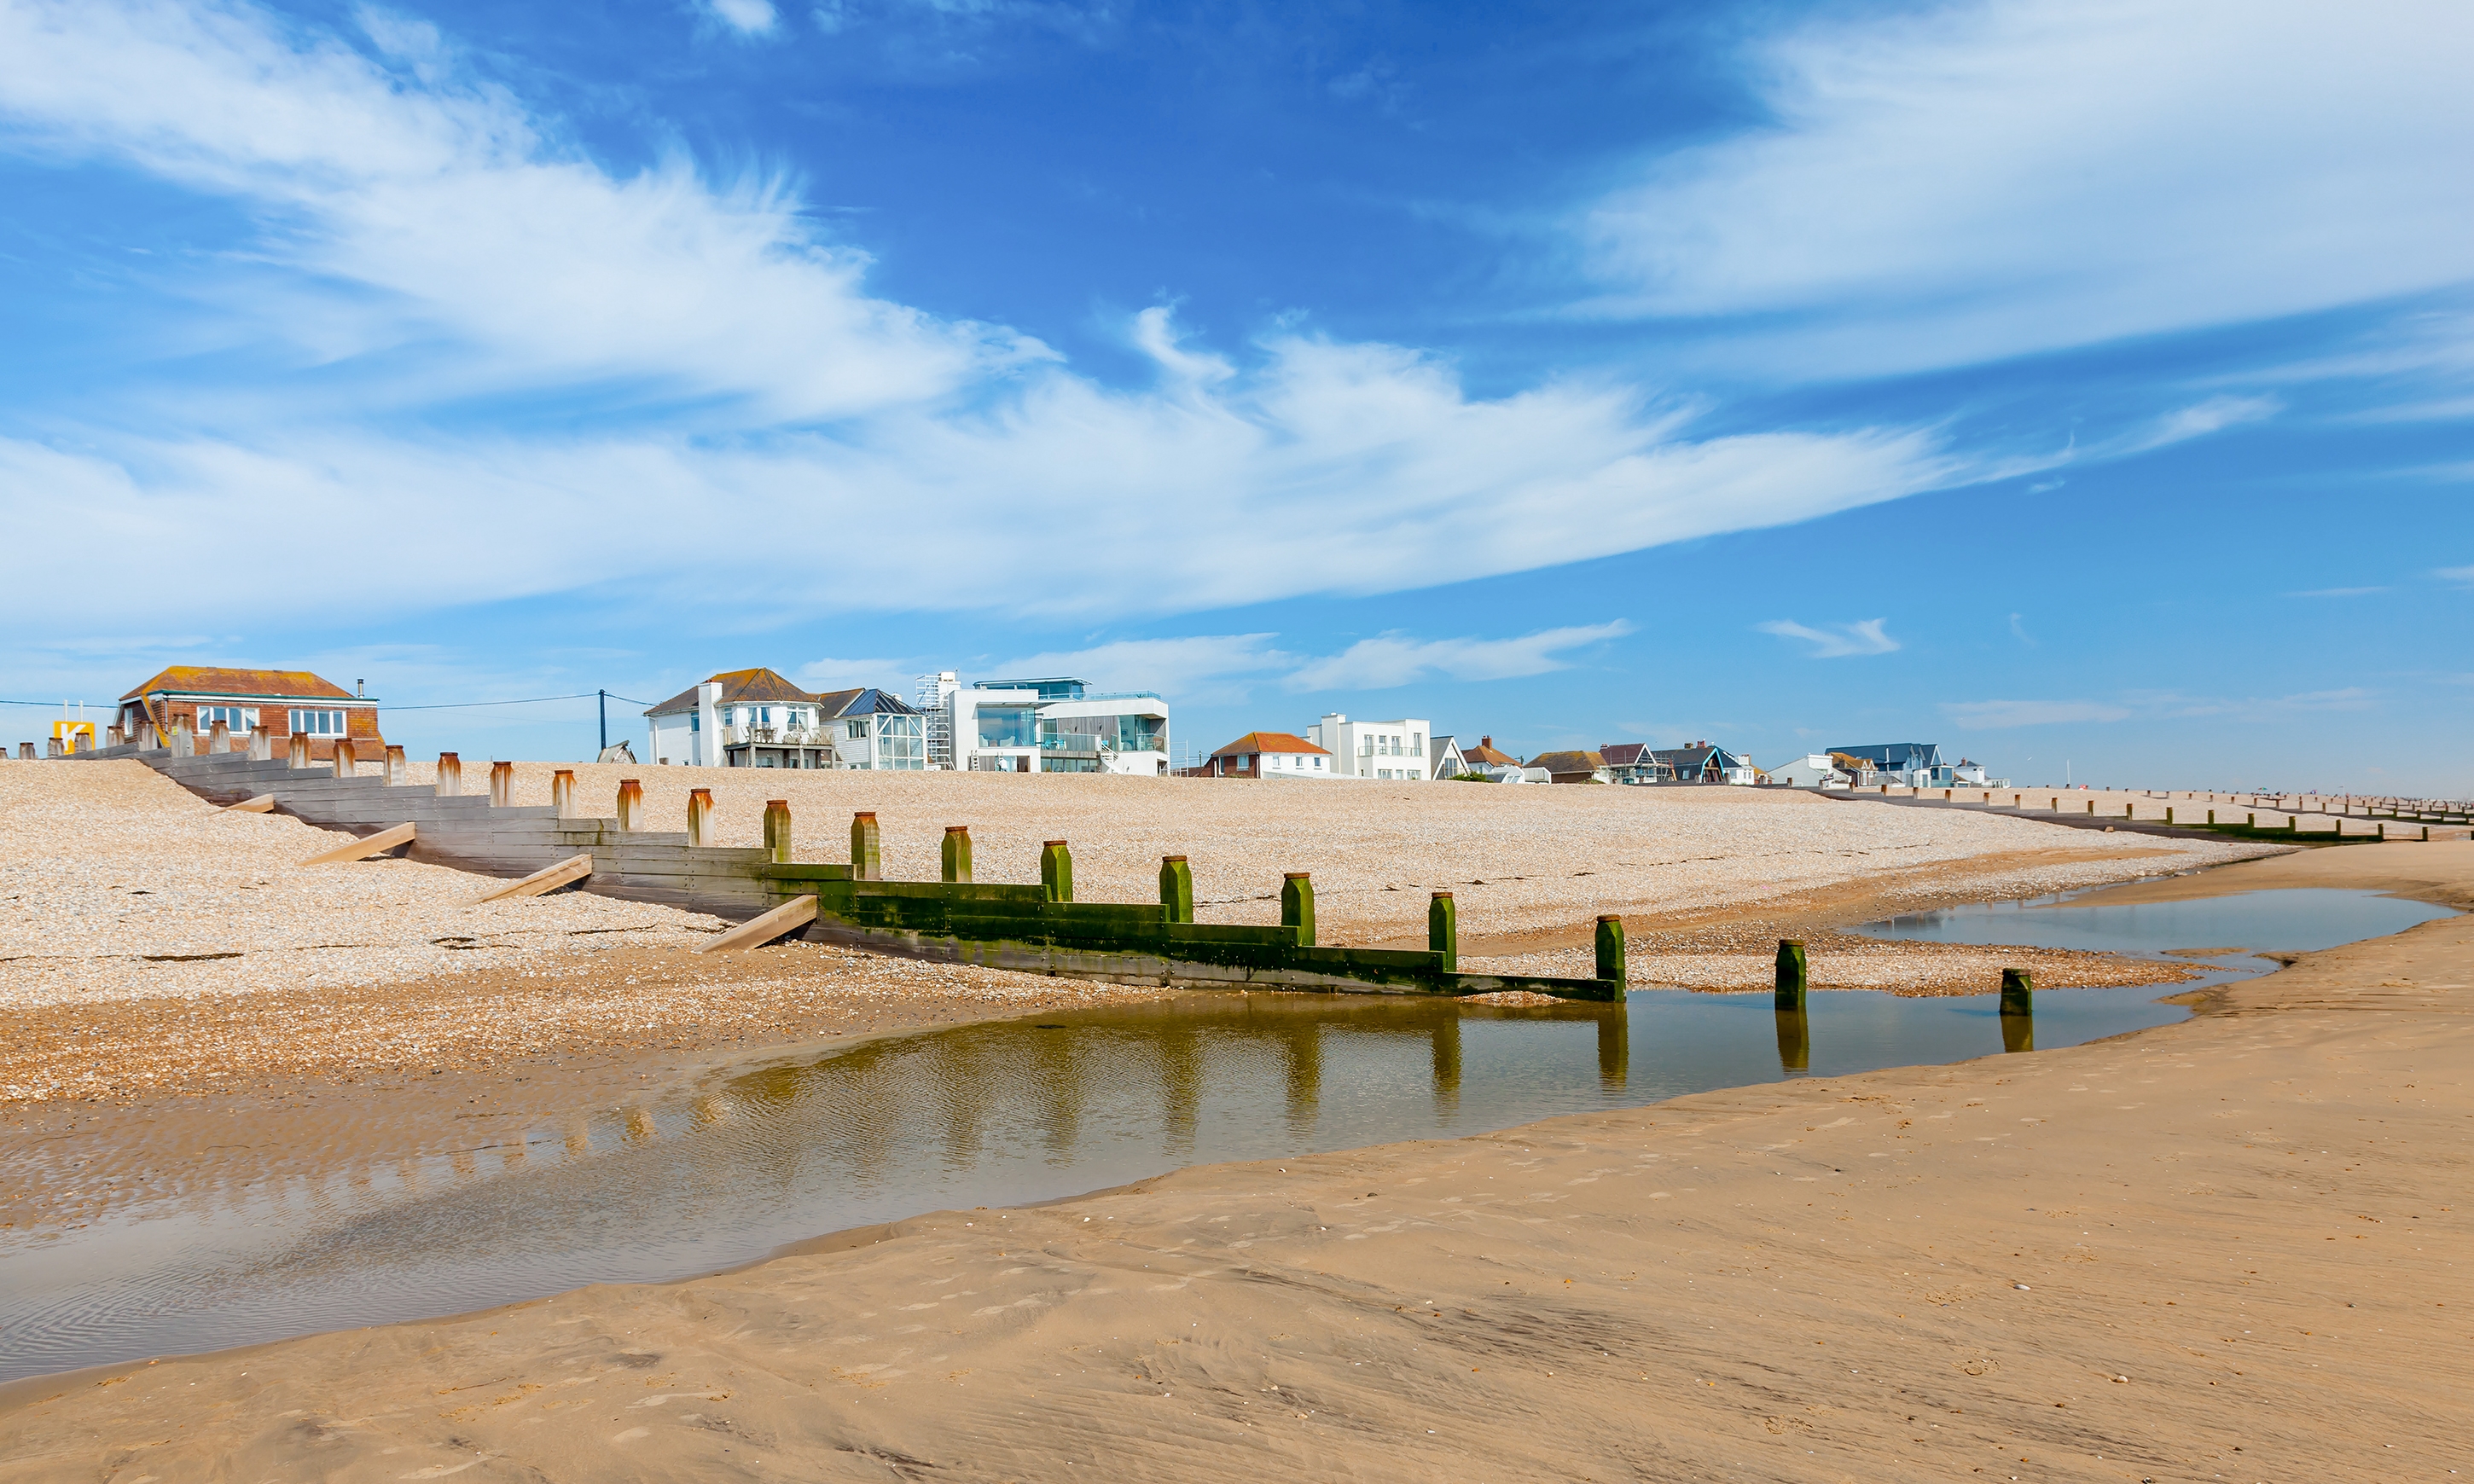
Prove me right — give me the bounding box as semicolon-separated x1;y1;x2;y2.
1830;742;1944;786
1599;743;1668;785
1768;753;1852;788
1528;749;1611;784
1651;742;1757;785
644;669;926;769
116;666;381;762
1202;732;1334;780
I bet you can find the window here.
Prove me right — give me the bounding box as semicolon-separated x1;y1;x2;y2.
289;708;346;736
847;719;867;739
876;714;925;770
976;708;1037;749
199;705;258;733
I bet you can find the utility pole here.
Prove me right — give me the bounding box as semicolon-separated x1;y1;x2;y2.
598;689;607;754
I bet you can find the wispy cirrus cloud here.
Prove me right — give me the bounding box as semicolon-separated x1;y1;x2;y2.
1582;0;2474;379
1756;617;1897;659
1942;699;2132;730
1945;687;2376;730
0;0;1966;641
2437;565;2474;586
1284;622;1635;692
706;0;779;34
2288;586;2389;599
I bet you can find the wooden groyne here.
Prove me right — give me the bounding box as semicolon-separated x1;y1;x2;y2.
89;745;1621;1002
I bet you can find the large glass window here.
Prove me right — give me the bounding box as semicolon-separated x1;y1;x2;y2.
976;708;1037;748
200;705;257;733
1042;755;1101;773
288;708;346;736
876;714;925;770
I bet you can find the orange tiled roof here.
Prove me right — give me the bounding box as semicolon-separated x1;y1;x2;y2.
1461;741;1518;766
119;666;359;703
1209;731;1331;757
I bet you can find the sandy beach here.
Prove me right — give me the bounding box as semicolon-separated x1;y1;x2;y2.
0;838;2463;1479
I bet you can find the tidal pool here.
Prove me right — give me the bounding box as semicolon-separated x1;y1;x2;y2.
3;885;2445;1383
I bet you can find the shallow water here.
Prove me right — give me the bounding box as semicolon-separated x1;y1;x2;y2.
1856;886;2454;959
1;886;2445;1383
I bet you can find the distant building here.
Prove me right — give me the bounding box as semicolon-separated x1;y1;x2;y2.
1768;752;1852;788
117;666;381;762
1652;742;1757;785
1429;735;1470;780
643;669;925;769
1830;742;1944;785
1453;734;1528;782
938;676;1170;776
1201;732;1334;780
1528;749;1611;784
1306;714;1432;780
1599;743;1667;785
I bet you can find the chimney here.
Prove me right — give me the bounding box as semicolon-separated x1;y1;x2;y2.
357;678;365;698
1480;735;1493;751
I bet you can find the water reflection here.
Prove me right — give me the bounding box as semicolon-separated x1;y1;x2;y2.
3;986;2169;1384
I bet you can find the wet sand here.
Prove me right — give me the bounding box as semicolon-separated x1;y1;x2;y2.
3;844;2461;1480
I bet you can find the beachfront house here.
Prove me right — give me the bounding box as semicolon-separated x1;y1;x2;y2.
1457;735;1526;782
644;670;926;769
1305;714;1432;780
1528;749;1612;784
1651;742;1757;784
1831;742;1947;786
1428;735;1469;780
1201;732;1334;780
1768;753;1853;788
932;676;1171;775
117;666;382;762
1599;743;1667;785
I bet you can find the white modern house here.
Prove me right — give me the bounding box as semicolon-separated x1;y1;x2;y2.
925;675;1171;776
1768;753;1853;788
1306;714;1432;780
644;669;925;769
1429;735;1469;780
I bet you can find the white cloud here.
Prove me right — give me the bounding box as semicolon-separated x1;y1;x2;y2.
2122;396;2282;453
706;0;779;33
1583;0;2474;376
2438;565;2474;585
1756;617;1897;659
0;0;1971;639
983;635;1295;703
1942;699;2132;729
1283;623;1634;692
2288;587;2389;599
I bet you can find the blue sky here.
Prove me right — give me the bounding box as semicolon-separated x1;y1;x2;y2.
1;0;2468;791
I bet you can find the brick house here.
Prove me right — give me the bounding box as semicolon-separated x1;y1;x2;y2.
117;667;382;762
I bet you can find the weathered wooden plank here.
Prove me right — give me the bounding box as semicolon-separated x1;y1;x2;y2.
695;895;820;953
475;853;594;902
222;794;276;814
301;821;416;865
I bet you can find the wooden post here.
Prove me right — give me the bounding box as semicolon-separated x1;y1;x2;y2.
944;826;975;884
333;738;357;778
490;761;514;808
2164;806;2174;825
851;811;882;881
688;787;714;847
1281;872;1315;946
248;728;270;761
1428;890;1457;971
208;720;230;754
436;752;462;797
171;722;193;757
286;731;309;768
1774;938;1808;1012
1041;839;1074;902
477;853;594;901
383;745;406;784
15;743;31;761
2208;809;2216;825
1157;854;1193;920
617;779;643;832
47;736;66;759
1594;914;1626;988
764;799;793;863
694;895;819;954
551;768;577;818
106;725;125;749
2000;967;2034;1054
